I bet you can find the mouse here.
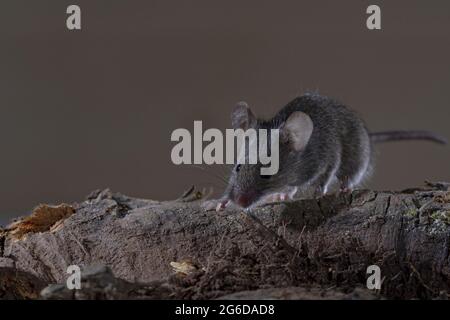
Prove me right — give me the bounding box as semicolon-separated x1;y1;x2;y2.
207;93;447;211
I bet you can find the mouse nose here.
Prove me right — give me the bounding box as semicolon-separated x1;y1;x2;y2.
235;192;256;208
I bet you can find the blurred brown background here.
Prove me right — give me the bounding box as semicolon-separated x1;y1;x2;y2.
0;0;449;225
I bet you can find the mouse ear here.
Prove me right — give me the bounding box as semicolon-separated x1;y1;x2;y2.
231;101;257;130
281;111;314;151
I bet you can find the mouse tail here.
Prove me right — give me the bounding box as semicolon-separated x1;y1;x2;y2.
370;130;447;145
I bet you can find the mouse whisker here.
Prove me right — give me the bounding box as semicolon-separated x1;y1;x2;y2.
191;165;229;186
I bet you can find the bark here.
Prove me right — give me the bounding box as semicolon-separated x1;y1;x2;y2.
1;182;449;300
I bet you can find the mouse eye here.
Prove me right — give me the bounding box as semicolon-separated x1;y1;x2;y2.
235;164;242;172
260;174;271;180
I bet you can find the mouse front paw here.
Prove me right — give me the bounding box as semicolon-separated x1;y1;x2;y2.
260;186;298;205
201;199;231;212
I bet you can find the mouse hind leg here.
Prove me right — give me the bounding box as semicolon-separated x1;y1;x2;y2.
336;130;372;192
308;149;342;197
313;161;341;196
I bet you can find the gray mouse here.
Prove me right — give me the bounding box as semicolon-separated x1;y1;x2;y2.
210;93;446;211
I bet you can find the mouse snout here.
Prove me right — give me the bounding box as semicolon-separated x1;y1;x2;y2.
235;191;257;208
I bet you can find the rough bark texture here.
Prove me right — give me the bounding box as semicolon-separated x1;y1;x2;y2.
1;182;450;300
